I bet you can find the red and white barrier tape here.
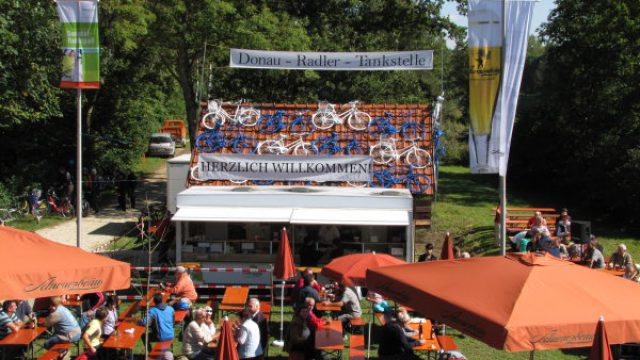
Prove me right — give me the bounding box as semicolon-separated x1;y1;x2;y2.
130;266;271;273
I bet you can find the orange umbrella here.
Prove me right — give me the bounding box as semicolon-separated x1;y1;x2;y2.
0;226;130;299
272;227;296;347
321;252;406;287
440;232;454;260
367;252;640;352
273;227;296;281
215;316;239;360
590;316;613;360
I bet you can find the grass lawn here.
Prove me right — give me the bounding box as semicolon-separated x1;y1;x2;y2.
5;213;71;232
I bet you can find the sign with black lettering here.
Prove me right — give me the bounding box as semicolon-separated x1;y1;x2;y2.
229;49;433;71
196;154;373;182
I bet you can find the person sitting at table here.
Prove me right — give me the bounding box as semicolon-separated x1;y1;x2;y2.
0;300;23;340
75;307;108;360
418;243;437;262
555;209;572;242
183;307;216;360
233;309;263;360
547;237;569;259
101;296;118;339
139;293;175;343
582;240;606;269
246;298;269;354
44;296;82;349
527;211;542;228
322;282;362;332
284;305;316;360
295;268;323;294
609;244;634;269
295;274;321;311
303;297;330;331
366;292;391;314
623;263;640;282
162;266;198;308
378;309;425;360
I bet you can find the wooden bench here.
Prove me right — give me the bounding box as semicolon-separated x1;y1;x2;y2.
436;335;458;351
147;340;173;360
349;334;366;359
260;301;272;321
375;312;386;326
37;343;72;360
493;207;558;234
348;317;366;334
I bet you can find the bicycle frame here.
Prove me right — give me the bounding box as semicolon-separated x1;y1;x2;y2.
312;101;370;131
202;100;260;129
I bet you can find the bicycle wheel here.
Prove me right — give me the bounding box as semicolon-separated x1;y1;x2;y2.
201;112;225;130
257;140;283;155
292;143;311;156
190;165;205;182
290;118;314;135
404;174;431;194
257;116;283;134
311;112;335;130
405;148;432;168
370;143;394;164
347;180;369;187
229;178;248;184
347;111;371;131
345;142;369;155
253;180;275;185
195;131;225;153
238;108;260;127
233;136;257;154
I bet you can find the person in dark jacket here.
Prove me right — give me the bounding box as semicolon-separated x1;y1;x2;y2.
378;310;425;360
295;274;320;311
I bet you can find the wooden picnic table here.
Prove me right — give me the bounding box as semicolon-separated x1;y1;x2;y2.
102;322;145;350
139;288;170;308
408;322;440;352
316;301;342;312
174;309;189;323
436;335;458;351
219;287;250;312
0;326;47;360
315;320;343;351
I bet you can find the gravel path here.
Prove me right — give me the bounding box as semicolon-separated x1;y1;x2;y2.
36;148;188;251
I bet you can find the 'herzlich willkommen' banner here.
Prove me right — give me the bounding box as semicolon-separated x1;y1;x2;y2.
56;0;100;89
230;49;433;71
468;0;534;174
194;154;373;183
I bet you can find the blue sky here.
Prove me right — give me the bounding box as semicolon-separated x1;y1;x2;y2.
442;1;556;45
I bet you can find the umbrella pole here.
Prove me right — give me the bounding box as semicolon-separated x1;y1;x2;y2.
272;280;286;347
529;350;534;360
367;302;373;359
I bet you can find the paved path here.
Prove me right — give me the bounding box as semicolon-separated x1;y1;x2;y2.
36;149;188;251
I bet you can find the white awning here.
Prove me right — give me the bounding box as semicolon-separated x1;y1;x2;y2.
172;206;293;223
290;208;410;226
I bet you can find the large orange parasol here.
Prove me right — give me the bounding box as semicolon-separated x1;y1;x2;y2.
0;226;130;299
440;232;454;260
272;227;296;347
273;227;296;281
590;317;613;360
215;316;239;360
321;252;406;287
367;252;640;352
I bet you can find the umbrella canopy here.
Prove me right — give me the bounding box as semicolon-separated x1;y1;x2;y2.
590;317;613;360
0;226;130;299
273;227;296;281
440;232;454;260
215;317;239;360
321;252;406;287
366;252;640;352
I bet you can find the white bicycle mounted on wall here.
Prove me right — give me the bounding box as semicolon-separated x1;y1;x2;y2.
370;138;432;168
311;100;371;131
201;99;261;129
256;134;313;155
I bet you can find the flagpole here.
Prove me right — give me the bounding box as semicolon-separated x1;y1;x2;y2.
499;0;507;256
76;88;82;248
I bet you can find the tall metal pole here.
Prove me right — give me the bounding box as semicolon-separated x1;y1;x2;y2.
499;0;508;255
76;88;83;248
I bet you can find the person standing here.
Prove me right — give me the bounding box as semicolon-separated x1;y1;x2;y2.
233;310;263;360
245;298;269;354
417;243;437;262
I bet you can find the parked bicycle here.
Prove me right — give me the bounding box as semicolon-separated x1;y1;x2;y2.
47;188;74;217
289;111;315;135
311;101;371;131
201;99;261;129
343;134;369;155
256;134;313;155
311;132;343;155
194;130;229;153
370;137;432;168
371;165;431;194
368;113;398;136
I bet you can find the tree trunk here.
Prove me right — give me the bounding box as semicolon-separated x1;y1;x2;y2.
175;40;199;146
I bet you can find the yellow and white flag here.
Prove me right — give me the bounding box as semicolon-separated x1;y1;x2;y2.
468;0;535;174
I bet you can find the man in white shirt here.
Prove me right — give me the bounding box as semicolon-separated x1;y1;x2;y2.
234;310;263;360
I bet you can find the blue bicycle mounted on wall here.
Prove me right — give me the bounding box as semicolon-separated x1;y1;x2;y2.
371;164;431;194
